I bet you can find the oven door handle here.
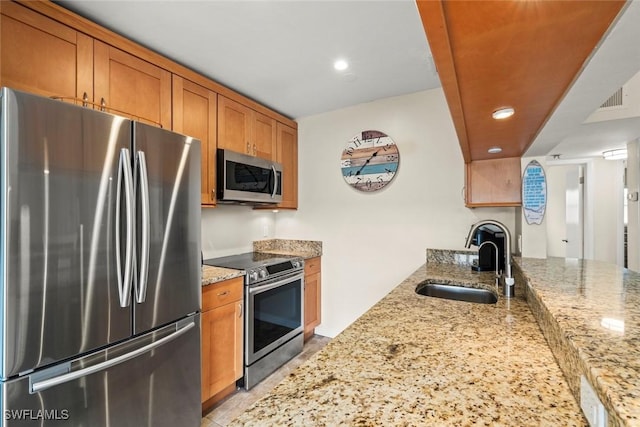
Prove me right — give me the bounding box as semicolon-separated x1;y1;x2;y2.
248;272;304;295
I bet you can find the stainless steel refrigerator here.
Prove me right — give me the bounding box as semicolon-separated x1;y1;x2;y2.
0;88;201;426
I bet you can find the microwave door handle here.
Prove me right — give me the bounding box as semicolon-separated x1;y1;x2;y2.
271;165;278;199
135;151;150;304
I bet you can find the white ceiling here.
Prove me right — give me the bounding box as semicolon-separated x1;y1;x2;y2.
56;0;440;120
56;0;640;160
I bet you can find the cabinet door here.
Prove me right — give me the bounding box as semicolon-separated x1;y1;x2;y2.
276;123;299;209
465;157;522;207
173;76;217;206
304;257;321;341
94;40;171;128
0;1;92;100
218;95;253;155
201;300;243;402
253;112;277;160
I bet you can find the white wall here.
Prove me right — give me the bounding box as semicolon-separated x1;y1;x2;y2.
201;205;276;259
276;89;515;337
592;158;625;265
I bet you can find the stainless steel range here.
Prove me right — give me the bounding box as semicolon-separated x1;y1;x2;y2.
203;252;304;389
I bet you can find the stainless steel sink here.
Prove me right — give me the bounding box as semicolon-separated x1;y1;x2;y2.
415;282;497;304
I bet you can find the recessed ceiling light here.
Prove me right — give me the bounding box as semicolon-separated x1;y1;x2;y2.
492;107;515;120
334;59;348;71
488;146;502;154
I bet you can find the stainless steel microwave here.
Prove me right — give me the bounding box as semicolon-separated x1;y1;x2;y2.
217;149;283;204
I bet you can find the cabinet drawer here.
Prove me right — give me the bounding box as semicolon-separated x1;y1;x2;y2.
202;276;243;312
304;257;321;275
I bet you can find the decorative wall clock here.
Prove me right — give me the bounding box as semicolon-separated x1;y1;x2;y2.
340;130;400;192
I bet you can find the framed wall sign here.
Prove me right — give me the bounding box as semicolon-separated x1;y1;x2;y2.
340;130;400;192
522;160;547;225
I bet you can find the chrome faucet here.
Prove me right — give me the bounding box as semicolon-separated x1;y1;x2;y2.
478;240;500;292
465;220;515;298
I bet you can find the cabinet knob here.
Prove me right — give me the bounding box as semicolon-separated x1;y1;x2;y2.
82;92;89;108
100;97;106;112
238;303;243;318
246;142;250;153
211;189;216;200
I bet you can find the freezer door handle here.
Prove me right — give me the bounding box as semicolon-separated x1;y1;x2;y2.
136;150;150;303
30;319;196;394
116;148;134;307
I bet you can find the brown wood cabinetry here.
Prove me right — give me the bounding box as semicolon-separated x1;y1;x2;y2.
2;1;298;208
275;123;299;209
304;257;321;342
94;41;171;128
201;277;244;408
173;76;217;206
218;95;277;161
465;157;522;207
0;1;92;100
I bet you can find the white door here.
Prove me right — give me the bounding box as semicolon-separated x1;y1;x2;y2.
565;166;584;258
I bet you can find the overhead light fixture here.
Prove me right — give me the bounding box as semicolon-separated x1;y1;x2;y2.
602;148;627;160
487;146;502;154
492;107;515;120
333;59;348;71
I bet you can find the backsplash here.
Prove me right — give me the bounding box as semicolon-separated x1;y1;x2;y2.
254;239;323;258
426;248;479;266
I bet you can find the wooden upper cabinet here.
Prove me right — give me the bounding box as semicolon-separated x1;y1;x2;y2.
173;76;217;206
253;112;277;160
275;123;298;209
218;95;253;155
94;40;171;128
465;157;521;207
218;95;276;160
0;1;92;101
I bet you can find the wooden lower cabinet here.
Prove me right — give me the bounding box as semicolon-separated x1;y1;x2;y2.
304;257;321;341
201;277;244;410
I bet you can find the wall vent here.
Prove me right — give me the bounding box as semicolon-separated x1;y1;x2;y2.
599;87;624;108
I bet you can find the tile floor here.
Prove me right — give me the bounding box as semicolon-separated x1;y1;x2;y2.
201;335;331;427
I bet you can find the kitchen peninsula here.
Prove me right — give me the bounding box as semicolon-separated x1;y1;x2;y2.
229;250;587;426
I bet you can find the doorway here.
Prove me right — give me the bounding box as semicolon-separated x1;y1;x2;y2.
547;164;584;258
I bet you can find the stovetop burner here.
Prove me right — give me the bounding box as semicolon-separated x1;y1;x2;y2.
203;252;304;285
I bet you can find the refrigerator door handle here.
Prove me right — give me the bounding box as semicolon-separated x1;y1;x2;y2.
136;150;150;303
116;148;135;307
29;319;195;394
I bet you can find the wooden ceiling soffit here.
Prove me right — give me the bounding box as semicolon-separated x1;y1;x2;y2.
416;0;627;163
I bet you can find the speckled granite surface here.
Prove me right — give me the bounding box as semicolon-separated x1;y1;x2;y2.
515;256;640;427
253;239;322;259
201;265;244;287
229;254;585;426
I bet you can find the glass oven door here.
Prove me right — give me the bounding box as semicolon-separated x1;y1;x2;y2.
246;273;304;365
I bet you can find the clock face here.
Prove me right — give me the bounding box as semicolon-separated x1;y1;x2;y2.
340;130;399;192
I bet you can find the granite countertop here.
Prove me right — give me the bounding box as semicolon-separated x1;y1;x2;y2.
201;266;244;287
229;253;586;426
515;256;640;426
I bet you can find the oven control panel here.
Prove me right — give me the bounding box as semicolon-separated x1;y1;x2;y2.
245;258;304;285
